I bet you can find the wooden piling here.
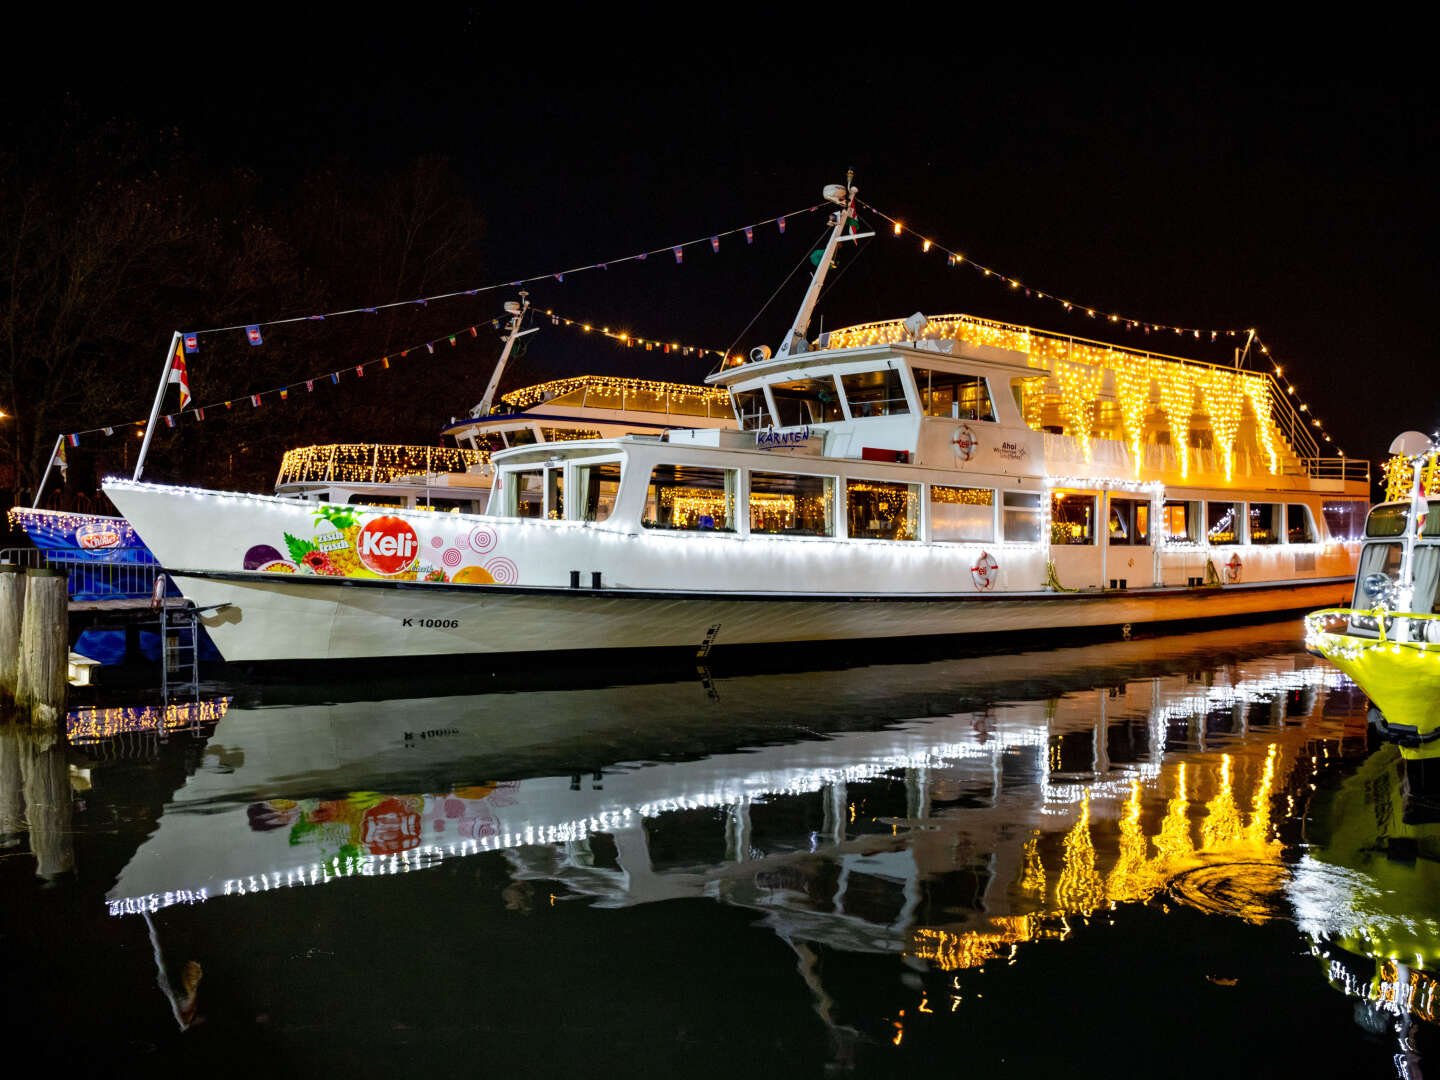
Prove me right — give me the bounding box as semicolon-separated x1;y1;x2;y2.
0;565;28;704
15;569;69;725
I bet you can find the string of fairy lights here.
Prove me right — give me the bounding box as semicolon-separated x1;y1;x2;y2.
856;199;1346;456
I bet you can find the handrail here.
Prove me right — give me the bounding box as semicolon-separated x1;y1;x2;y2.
1307;607;1440;646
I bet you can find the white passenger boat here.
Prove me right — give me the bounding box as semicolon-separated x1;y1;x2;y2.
104;181;1369;665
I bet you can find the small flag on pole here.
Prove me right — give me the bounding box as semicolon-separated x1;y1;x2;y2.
245;325;263;346
250;394;261;407
673;247;683;264
710;236;719;253
183;333;199;353
170;341;192;408
777;217;786;234
745;227;753;244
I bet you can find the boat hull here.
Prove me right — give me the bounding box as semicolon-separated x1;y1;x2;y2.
176;569;1349;663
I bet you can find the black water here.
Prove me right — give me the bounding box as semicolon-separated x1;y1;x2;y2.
3;623;1438;1077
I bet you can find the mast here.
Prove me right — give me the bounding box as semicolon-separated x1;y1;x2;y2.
469;292;539;419
775;172;870;360
133;331;182;481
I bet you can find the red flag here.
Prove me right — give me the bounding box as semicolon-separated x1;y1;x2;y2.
356;365;365;377
169;341;192;408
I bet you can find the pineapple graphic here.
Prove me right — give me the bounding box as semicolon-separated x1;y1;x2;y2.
313;505;368;577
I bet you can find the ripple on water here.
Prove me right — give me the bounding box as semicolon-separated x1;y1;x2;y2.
1166;860;1293;924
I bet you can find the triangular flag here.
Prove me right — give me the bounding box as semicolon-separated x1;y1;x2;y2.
777;217;786;234
710;236;719;253
382;357;390;369
245;325;263;346
449;336;457;346
52;441;67;474
673;246;683;264
356;365;365;377
279;388;288;400
745;227;753;244
169;341;192;408
426;343;435;354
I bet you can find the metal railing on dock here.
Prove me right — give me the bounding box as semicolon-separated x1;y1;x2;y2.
0;547;159;601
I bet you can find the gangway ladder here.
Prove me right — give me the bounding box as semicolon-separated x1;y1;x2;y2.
153;572;201;703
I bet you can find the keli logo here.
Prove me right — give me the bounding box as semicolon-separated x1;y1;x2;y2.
357;516;419;576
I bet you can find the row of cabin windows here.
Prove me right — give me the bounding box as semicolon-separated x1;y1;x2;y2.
504;464;1333;547
735;368;995;430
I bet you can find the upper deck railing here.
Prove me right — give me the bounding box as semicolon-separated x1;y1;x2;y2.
810;313;1345;480
277;444;489;487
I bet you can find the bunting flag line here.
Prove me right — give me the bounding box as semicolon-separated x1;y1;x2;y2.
190;203;821;340
539;307;730;364
857;197;1345;455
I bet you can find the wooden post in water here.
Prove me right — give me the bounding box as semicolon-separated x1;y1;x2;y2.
0;565;27;704
15;569;68;725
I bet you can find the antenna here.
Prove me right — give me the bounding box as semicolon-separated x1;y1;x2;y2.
470;290;539;419
776;170;870;360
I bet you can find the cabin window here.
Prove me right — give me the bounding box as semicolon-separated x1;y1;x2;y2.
1051;492;1098;545
1108;498;1150;546
1324;499;1369;541
733;388;771;430
347;495;405;508
929;485;994;542
546;469;564;520
506;426;540;447
576;462;622;522
749;472;835;536
643;464;737;531
841;369;910;418
506;470;545;518
768;377;845;426
1247;503;1281;545
1286;504;1318;544
418;498;473;514
1002;491;1043;543
1010;377;1046;431
1207;501;1242;545
667;393;712;418
913;368;995;421
1161;500;1200;544
847;479;919;540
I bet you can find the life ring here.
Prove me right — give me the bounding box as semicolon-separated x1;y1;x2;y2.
971;550;999;590
952;424;977;463
1225;553;1243;584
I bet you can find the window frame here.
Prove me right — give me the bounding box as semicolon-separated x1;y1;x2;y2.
747;469;838;538
928;484;996;543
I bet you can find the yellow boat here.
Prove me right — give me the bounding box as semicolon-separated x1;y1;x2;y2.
1307;432;1440;751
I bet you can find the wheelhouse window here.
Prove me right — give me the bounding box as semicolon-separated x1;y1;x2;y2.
1365;501;1440;539
1207;501;1241;545
1248;503;1280;545
749;472;835;536
643;464;737;531
1162;499;1201;544
506;469;545;518
1324;499;1369;541
929;486;994;542
1286;504;1318;544
506;426;540;447
846;479;919;540
841;369;910;418
732;388;771;431
768;377;845;426
913;368;995;421
1002;491;1043;543
1108;498;1150;546
576;461;621;522
1051;492;1098;545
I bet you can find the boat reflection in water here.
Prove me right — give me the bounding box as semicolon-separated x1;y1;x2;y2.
8;622;1437;1073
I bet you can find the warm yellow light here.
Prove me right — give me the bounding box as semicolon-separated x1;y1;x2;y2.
893;221;903;235
922;239;932;252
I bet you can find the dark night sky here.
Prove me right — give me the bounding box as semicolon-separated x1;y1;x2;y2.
6;18;1435;465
